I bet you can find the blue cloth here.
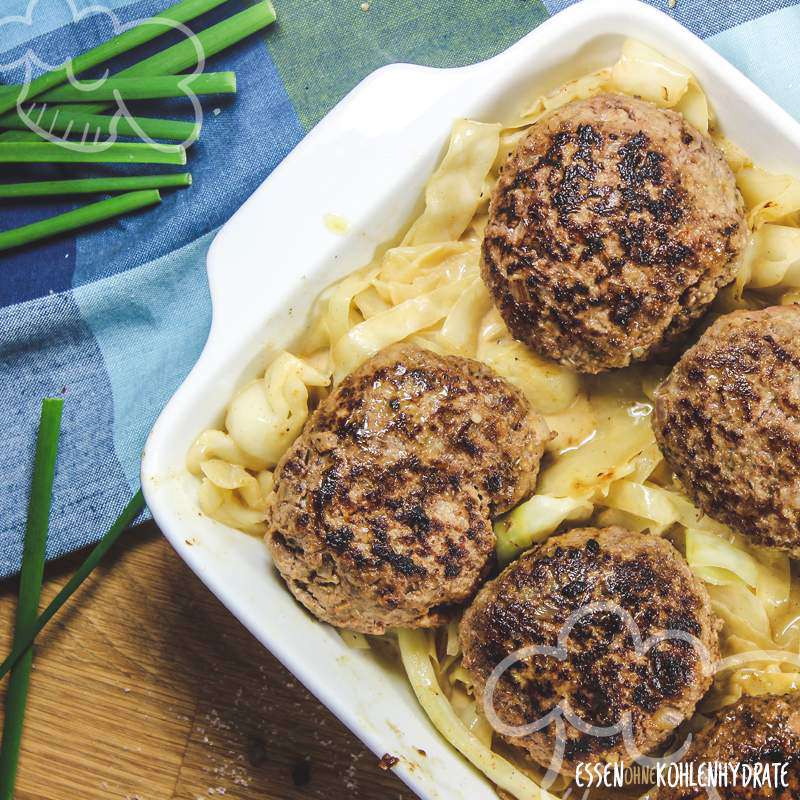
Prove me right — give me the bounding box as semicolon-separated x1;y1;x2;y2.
1;0;798;577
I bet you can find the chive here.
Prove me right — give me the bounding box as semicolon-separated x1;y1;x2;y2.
0;190;161;252
35;72;237;103
0;142;185;164
108;2;276;81
0;398;63;800
0;173;191;198
1;107;200;142
0;0;232;115
0;491;144;682
0;2;275;142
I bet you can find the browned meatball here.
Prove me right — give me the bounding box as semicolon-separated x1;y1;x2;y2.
460;527;720;776
482;93;746;373
266;343;549;634
653;306;800;557
654;694;800;800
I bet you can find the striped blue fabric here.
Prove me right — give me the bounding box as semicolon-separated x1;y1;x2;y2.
1;0;798;576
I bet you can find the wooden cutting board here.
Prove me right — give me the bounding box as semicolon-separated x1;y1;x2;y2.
0;522;414;800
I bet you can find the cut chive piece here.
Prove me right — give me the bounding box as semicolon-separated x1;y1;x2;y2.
0;142;185;164
0;190;161;252
1;108;200;142
0;398;63;800
0;2;275;141
0;173;191;198
0;0;232;115
0;490;145;682
36;72;237;103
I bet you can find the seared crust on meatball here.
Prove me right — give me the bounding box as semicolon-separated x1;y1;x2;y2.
266;343;549;634
653;306;800;556
460;527;720;775
655;694;800;800
482;93;746;373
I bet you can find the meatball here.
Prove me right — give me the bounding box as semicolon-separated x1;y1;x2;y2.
653;306;800;556
459;527;720;775
266;343;549;634
481;93;746;373
655;694;800;800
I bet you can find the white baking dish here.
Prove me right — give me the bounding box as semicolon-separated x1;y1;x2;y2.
141;1;800;796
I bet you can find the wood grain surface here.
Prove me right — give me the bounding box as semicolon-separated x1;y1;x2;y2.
0;521;414;800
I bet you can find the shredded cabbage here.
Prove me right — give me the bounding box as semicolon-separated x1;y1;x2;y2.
397;628;556;800
742;223;800;291
738;167;800;227
537;371;658;498
609;39;712;132
495;495;592;565
403;120;501;246
226;351;329;467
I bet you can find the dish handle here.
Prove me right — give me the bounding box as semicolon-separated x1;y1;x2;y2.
200;61;475;353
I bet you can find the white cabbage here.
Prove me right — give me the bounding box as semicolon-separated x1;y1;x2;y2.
495;494;593;565
225;351;329;467
403;120;502;246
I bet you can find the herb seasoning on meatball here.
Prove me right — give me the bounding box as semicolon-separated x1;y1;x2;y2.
482;93;747;373
460;527;720;775
653;306;800;557
266;343;549;634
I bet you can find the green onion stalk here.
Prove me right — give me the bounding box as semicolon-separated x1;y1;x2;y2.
0;399;63;800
